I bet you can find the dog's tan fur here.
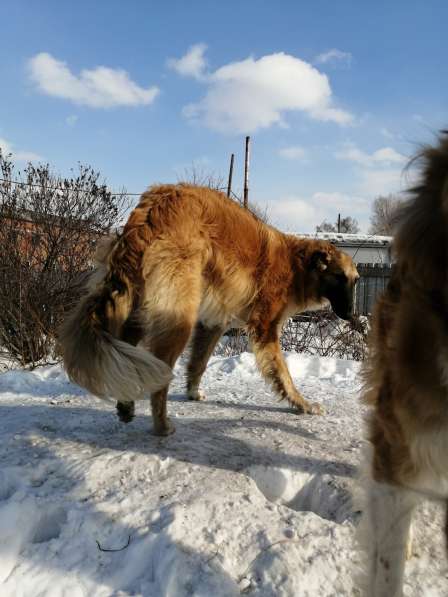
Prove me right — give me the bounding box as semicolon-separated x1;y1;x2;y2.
59;184;358;435
359;133;448;596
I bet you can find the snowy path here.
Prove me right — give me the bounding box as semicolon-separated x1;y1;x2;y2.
0;353;447;596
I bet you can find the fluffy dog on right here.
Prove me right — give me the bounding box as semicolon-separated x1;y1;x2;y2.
358;131;448;596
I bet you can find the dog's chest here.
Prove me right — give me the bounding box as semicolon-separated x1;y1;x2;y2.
409;428;448;499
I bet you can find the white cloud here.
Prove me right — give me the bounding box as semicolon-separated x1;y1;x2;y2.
278;146;307;160
334;142;410;198
314;49;352;67
312;191;369;213
358;168;410;197
268;196;320;232
266;191;368;233
181;51;354;134
335;142;406;167
28;52;159;108
380;127;394;140
0;138;42;162
66;115;78;127
167;44;207;80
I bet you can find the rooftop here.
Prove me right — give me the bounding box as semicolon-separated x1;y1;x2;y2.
298;232;392;247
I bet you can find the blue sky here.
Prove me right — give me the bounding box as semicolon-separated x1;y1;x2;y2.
1;0;447;232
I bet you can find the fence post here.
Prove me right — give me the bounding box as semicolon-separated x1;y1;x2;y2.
243;136;250;208
227;153;234;198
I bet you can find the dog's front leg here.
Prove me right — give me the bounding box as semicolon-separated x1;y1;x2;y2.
249;326;322;414
359;479;419;597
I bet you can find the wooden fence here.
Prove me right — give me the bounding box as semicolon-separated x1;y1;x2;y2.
354;263;393;316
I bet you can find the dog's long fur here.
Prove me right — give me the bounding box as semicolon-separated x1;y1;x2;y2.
359;133;448;596
59;184;358;435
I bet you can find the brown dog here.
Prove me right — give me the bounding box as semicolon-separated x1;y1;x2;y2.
359;133;448;596
59;184;358;435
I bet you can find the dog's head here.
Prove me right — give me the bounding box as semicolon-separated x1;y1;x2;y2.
310;244;359;320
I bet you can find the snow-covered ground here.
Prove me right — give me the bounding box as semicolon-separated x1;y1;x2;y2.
0;352;447;596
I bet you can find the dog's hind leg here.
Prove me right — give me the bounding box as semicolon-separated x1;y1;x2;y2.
116;400;135;423
142;257;203;435
186;322;224;401
360;477;420;597
147;317;196;435
116;319;145;423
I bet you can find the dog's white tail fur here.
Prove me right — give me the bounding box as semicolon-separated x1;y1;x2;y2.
59;237;173;402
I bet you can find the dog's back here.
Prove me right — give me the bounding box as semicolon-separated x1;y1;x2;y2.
358;133;448;596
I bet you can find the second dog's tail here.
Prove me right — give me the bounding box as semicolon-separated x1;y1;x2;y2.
59;235;172;403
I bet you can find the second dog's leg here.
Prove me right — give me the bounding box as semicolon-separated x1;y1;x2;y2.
186;322;224;401
361;478;420;597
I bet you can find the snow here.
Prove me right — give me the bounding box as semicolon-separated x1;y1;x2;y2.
0;352;447;596
298;232;392;247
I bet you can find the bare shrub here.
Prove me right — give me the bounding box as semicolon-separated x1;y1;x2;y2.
215;329;249;357
178;163;269;223
0;151;131;367
214;312;369;361
177;163;226;190
280;311;369;361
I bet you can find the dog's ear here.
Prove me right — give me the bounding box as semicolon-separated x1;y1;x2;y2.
310;249;332;272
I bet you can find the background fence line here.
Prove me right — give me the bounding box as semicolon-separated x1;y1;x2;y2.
354;263;393;316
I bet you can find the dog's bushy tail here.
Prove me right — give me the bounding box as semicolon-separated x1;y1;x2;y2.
59;235;172;402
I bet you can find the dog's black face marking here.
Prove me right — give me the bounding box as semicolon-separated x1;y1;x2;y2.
320;272;358;320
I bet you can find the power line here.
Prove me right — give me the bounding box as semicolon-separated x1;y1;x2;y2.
0;177;142;196
0;177;232;198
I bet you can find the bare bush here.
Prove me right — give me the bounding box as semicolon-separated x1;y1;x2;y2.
0;151;131;367
280;312;368;361
214;312;369;361
178;163;269;223
215;329;249;357
177;163;226;190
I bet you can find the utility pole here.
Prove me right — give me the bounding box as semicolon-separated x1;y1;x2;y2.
226;153;234;198
243;136;250;209
337;213;341;233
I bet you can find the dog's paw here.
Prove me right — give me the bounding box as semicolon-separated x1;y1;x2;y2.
116;401;135;423
187;389;206;401
153;419;176;436
292;400;324;415
306;401;324;415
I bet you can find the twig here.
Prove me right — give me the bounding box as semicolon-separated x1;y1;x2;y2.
96;534;132;552
238;538;302;582
204;545;221;565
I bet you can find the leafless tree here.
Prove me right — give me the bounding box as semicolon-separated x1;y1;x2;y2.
0;151;131;367
368;195;404;235
316;216;360;234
